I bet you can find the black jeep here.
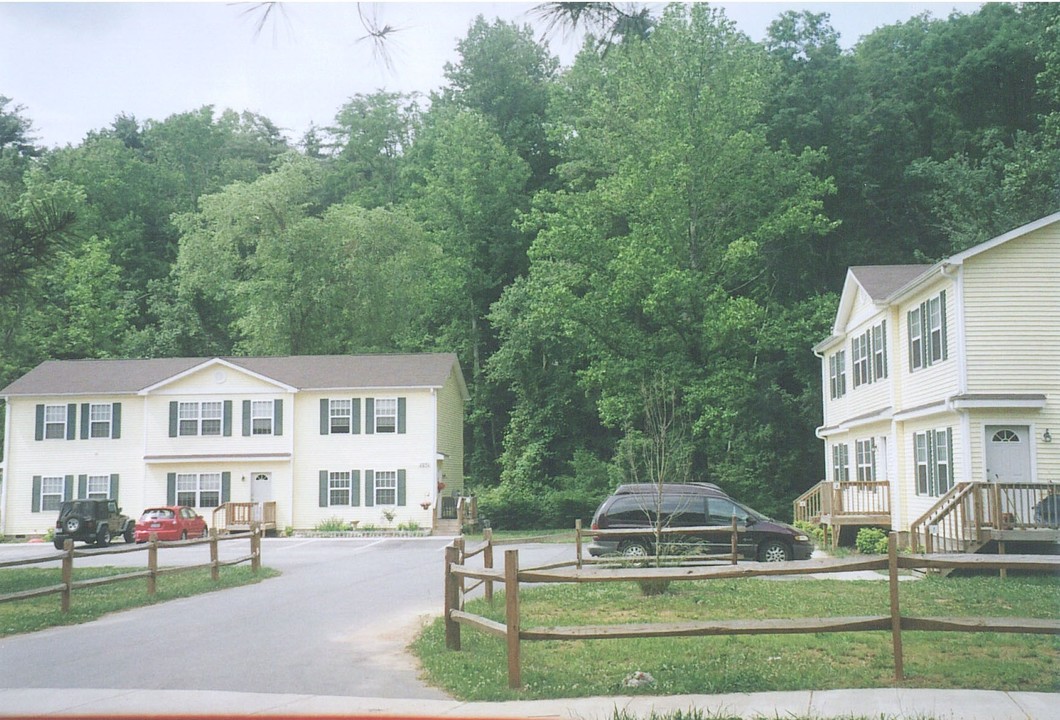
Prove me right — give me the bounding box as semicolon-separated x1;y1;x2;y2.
53;499;135;549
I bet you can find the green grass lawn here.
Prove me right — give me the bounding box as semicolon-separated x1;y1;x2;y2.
0;565;279;637
412;574;1059;701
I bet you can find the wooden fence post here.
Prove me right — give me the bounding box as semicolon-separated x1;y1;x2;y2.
730;516;738;564
505;548;521;689
210;530;220;582
444;543;461;650
575;519;583;570
61;539;73;613
148;534;159;595
454;536;466;609
888;533;904;683
251;524;261;573
484;527;494;605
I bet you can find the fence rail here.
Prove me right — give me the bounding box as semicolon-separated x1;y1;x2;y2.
0;527;263;613
443;534;1059;689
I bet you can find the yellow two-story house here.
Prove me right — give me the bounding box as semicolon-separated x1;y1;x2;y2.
801;212;1060;551
0;354;468;537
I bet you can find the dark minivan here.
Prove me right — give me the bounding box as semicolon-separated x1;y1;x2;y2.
588;483;813;562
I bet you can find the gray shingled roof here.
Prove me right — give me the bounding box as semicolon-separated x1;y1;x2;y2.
849;265;931;301
1;354;463;397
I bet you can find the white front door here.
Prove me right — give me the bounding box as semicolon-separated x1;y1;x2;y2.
985;425;1031;483
251;473;273;504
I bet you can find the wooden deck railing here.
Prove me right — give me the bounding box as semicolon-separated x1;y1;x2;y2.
212;501;277;533
910;481;1060;553
794;480;890;523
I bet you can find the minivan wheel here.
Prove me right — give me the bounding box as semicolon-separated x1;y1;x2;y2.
619;540;650;558
758;540;791;562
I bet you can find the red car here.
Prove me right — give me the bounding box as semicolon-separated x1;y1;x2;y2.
134;506;209;542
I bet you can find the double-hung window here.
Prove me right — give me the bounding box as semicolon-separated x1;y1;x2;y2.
251;400;273;435
44;405;67;439
374;398;398;433
176;473;222;507
330;400;352;434
829;351;847;399
179;402;222;436
914;428;953;497
89;404;112;438
329;471;351;506
831;444;850;482
41;476;65;511
855;439;876;482
851;321;887;388
87;475;110;499
374;470;398;505
909;291;948;371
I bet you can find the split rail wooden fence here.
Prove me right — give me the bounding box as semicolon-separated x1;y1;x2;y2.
444;533;1060;689
0;527;263;613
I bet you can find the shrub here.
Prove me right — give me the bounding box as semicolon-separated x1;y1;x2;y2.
855;527;889;554
794;520;826;545
397;521;420;531
314;517;350;532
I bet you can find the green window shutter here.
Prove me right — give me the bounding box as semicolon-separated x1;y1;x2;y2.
365;398;375;434
881;320;888;378
112;403;121;439
365;470;375;507
940;290;949;360
920;301;929;368
32;476;41;512
80;403;90;439
169;402;178;437
167;473;176;505
242;400;251;436
78;475;87;499
35;404;44;441
397;397;406;434
319;470;329;507
64;475;74;500
907;310;916;372
274;399;283;436
397;469;406;506
223;400;233;437
66;404;76;440
222;472;231;502
110;474;119;500
351;470;361;506
351;398;361;434
320;399;329;435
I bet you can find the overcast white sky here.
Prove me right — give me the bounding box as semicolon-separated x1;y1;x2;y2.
1;1;984;149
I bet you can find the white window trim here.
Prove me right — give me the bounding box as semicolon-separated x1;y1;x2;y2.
44;405;66;440
87;474;110;499
41;475;65;512
375;398;398;434
374;470;398;505
329;471;352;506
251;400;274;436
176;472;222;507
330;399;352;434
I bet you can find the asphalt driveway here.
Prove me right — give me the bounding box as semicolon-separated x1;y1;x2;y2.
0;537;576;698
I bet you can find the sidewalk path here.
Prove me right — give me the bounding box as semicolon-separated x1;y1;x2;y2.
0;687;1055;719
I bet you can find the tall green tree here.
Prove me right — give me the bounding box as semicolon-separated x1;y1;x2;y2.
491;4;835;517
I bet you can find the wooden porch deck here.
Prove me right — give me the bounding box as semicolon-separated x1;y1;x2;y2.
795;480;1060;554
211;502;278;534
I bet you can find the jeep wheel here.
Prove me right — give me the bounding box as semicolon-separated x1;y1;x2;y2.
123;526;134;543
619;540;651;558
758;540;791;562
96;525;110;548
64;517;81;534
53;539;65;551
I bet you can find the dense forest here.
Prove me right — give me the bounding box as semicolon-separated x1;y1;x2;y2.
1;3;1058;527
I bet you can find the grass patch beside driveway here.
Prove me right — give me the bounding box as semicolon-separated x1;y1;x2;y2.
0;565;279;637
412;575;1059;701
